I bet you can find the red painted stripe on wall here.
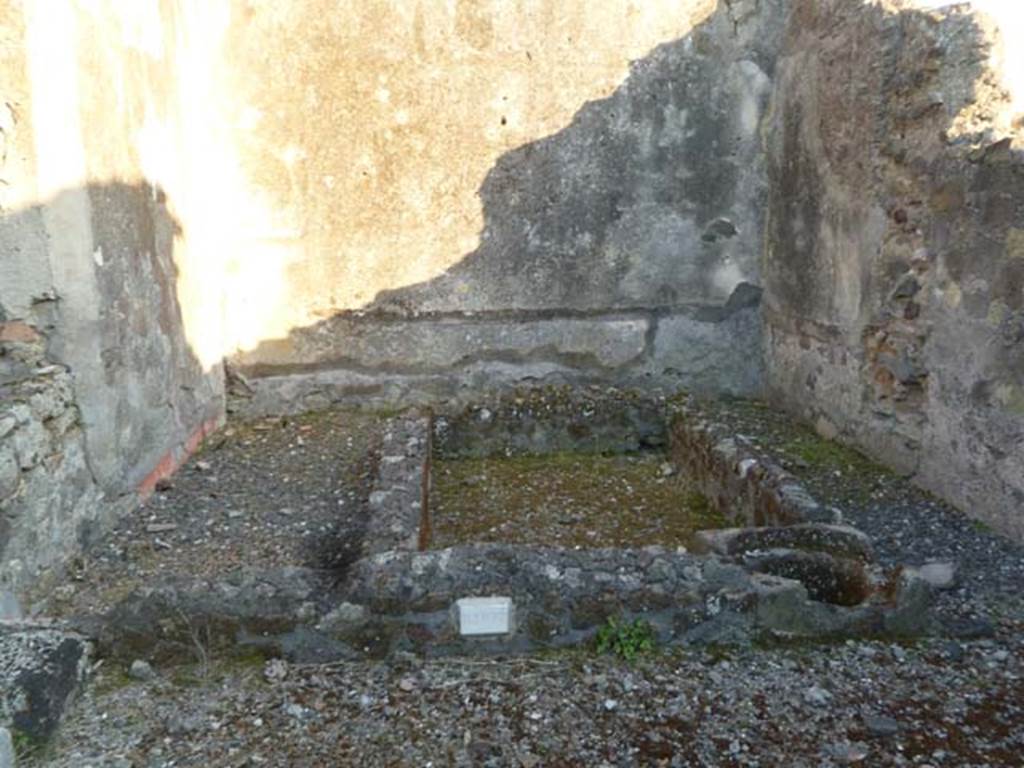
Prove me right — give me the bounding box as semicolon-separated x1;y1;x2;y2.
137;415;223;499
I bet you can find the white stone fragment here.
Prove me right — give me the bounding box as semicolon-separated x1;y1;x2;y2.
738;458;758;478
0;727;13;768
910;561;957;591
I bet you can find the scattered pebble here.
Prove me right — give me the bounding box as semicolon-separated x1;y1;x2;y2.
804;684;833;706
913;561;958;590
263;658;288;683
128;659;155;682
863;714;900;737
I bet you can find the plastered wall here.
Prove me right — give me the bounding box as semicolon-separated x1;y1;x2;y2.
221;0;781;409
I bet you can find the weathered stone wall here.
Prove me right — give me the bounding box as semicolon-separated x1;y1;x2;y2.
763;0;1024;538
0;2;225;601
0;330;108;601
669;395;836;528
223;0;782;410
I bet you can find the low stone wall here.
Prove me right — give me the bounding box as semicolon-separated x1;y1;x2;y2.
339;545;930;656
90;567;332;664
433;385;668;458
363;417;431;556
306;392;931;656
227;300;763;418
82;547;930;665
668;395;835;527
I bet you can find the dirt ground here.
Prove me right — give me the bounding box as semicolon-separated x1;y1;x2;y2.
28;410;381;621
430;452;725;551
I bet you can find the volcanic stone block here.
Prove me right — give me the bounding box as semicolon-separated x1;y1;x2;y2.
0;625;91;744
693;524;875;562
741;549;873;607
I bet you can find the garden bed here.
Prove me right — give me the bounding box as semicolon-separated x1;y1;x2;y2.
328;387;934;657
429;451;725;551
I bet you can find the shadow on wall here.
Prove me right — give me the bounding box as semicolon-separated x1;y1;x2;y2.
761;0;1024;536
0;181;222;594
365;36;769;314
230;0;782;404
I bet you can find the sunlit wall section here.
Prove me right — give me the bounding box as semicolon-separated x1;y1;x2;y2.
217;0;721;337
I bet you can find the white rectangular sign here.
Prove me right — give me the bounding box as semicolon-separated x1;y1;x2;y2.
456;596;513;636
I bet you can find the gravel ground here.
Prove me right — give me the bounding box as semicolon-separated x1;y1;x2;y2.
24;398;1024;767
29;410;381;619
36;634;1024;767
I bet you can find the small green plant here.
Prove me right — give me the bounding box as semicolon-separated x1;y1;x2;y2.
595;616;655;662
971;518;993;535
11;728;45;761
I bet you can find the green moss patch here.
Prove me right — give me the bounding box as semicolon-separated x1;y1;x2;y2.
781;434;875;473
429;452;726;550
